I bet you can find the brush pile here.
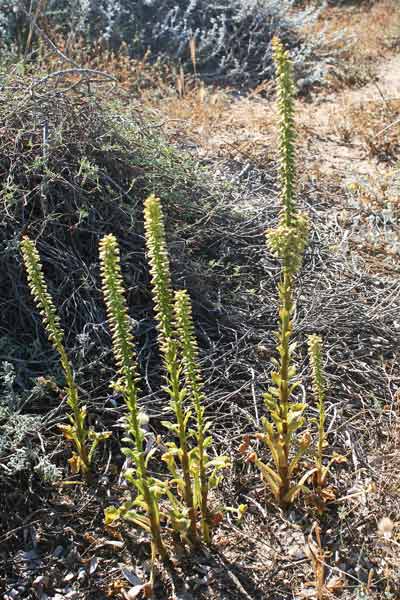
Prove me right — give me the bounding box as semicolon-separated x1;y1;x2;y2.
0;72;221;387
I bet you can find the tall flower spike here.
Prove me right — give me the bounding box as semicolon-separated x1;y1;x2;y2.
21;236;90;475
99;233;167;560
143;194;174;350
174;289;210;544
144;194;198;544
249;39;313;506
99;234;140;412
272;36;297;226
21;237;65;361
308;335;326;410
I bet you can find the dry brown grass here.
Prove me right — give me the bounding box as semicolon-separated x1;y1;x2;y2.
332;98;400;162
31;2;400;170
308;0;400;91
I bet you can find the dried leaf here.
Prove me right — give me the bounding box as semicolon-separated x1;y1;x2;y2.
89;557;98;575
326;575;345;592
123;585;145;600
378;517;394;539
103;540;125;550
120;565;142;586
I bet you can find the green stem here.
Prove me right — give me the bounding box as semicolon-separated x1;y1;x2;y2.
59;347;90;472
125;378;166;558
167;342;198;544
277;267;293;504
100;234;166;559
198;432;210;543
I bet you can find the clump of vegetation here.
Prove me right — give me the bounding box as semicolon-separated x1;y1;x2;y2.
240;37;313;505
0;362;42;475
0;73;210;392
103;196;227;557
0;66;227;501
144;195;228;546
0;0;325;87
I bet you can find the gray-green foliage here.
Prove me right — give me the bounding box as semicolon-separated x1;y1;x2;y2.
1;0;326;87
0;362;61;481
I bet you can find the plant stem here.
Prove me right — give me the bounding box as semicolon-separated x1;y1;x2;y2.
174;290;210;543
277;268;293;503
166;341;198;544
100;234;167;559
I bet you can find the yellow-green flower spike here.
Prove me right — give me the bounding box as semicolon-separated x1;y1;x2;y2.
308;335;326;410
21;236;90;475
143;194;174;350
21;237;65;358
272;36;297;226
99;234;140;422
266;212;309;274
174;290;205;415
174;289;210;543
99;233;167;560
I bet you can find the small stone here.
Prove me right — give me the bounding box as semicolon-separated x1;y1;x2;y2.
120;565;141;586
288;545;306;560
32;575;48;591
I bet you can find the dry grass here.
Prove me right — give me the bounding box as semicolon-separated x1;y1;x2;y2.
332;98;400;162
308;0;400;91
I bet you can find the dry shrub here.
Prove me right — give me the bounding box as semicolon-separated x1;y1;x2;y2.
0;71;220;394
1;0;324;88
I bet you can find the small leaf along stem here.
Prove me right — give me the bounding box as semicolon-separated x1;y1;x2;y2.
99;234;167;560
174;289;211;544
21;236;91;476
144;195;198;545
